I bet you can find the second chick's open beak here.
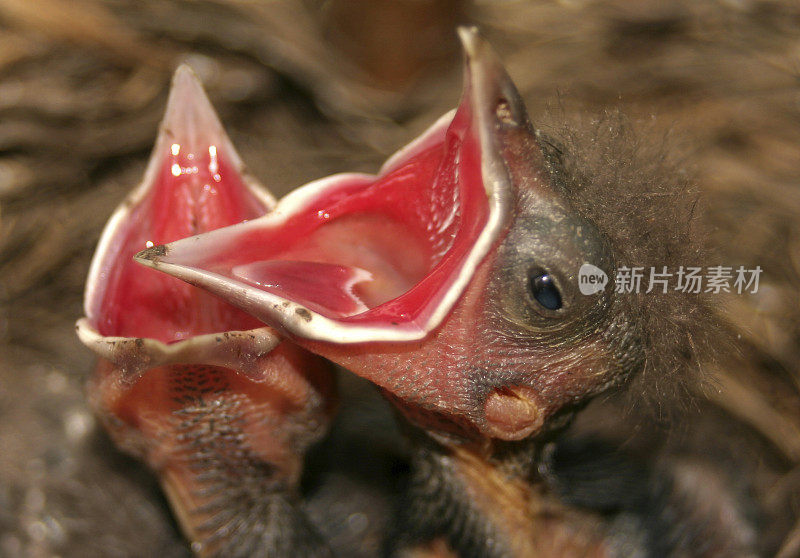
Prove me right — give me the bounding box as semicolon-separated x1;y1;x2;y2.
78;66;336;557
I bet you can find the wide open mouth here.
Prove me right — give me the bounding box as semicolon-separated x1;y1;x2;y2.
141;106;482;313
136;27;518;344
84;66;274;344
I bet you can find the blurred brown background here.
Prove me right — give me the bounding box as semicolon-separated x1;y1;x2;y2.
0;0;798;556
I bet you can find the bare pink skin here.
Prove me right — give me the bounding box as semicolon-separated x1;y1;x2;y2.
77;67;335;557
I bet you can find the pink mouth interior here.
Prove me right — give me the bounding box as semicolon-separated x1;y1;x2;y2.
170;104;488;330
92;145;269;342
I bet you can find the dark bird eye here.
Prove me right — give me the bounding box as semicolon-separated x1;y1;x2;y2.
529;271;562;311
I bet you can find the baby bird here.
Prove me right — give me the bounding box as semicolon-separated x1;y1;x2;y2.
77;67;335;557
136;29;756;556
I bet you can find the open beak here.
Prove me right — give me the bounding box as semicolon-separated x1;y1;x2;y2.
81;64;275;349
77;66;336;554
134;29;545;438
134;27;522;345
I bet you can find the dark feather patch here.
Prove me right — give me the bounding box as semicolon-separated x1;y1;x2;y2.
539;437;651;512
386;433;513;558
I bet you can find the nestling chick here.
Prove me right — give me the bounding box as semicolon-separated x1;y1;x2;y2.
136;29;755;556
77;67;335;557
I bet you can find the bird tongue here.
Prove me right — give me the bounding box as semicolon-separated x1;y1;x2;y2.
135;27;517;344
84;66;274;343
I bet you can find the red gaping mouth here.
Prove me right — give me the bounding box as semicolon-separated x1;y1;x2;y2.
83;66;274;344
135;28;516;344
